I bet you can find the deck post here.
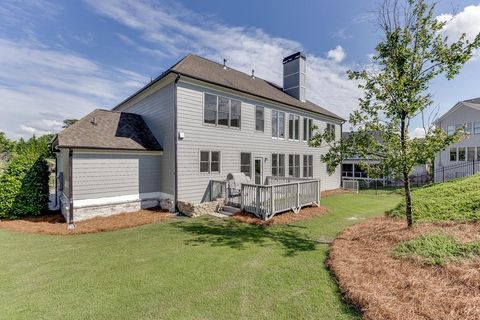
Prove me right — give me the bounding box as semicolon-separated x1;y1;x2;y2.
296;182;300;212
317;180;321;205
240;184;244;211
256;186;261;218
270;185;274;217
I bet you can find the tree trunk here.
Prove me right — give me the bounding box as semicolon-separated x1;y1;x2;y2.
403;172;413;227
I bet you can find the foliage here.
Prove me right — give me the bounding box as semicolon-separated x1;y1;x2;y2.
0;145;50;219
14;134;54;159
388;173;480;222
311;0;480;226
394;233;480;265
62;119;78;128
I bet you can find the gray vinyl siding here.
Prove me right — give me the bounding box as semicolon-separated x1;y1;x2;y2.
57;148;70;197
435;105;480;167
116;82;175;197
176;80;342;203
72;153;161;200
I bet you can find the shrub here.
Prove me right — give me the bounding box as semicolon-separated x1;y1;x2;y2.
0;146;49;219
388;174;480;222
393;233;480;265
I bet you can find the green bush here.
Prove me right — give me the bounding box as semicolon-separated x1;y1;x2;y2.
0;147;49;219
388;174;480;222
393;233;480;265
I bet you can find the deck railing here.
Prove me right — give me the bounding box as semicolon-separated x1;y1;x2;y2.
241;179;321;220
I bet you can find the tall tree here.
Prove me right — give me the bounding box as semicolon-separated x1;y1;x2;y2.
311;0;480;227
62;119;78;128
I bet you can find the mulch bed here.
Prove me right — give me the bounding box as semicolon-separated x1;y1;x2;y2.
232;205;328;226
0;208;173;235
329;216;480;320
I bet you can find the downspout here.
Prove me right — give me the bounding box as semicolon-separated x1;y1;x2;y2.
54;154;58;208
340;120;346;188
173;74;181;212
68;149;75;228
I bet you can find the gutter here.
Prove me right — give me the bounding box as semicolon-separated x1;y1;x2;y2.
68;148;75;229
173;74;180;212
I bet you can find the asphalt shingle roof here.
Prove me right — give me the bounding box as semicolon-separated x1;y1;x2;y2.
54;109;162;151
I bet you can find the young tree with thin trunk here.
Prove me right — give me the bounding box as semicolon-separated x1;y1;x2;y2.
311;0;480;227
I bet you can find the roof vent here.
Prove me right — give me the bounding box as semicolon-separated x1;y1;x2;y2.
223;58;227;70
91;117;97;125
251;69;255;79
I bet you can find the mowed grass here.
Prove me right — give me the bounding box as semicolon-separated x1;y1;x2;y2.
0;192;400;320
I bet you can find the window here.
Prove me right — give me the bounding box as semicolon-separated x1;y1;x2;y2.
204;93;217;125
288;114;300;140
303;155;313;178
449;148;457;161
447;125;455;136
467;147;475;161
465;123;472;135
303;118;313;142
230;99;241;128
240;153;252;178
326;123;336;139
203;93;241;128
200;151;220;173
289;154;300;177
458;147;466;161
272;154;285;176
474;122;480;135
255;106;264;131
477;147;480;161
272;110;285;138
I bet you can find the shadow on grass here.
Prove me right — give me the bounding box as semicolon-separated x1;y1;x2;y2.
172;218;317;256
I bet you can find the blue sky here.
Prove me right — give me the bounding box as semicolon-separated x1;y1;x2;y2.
0;0;479;139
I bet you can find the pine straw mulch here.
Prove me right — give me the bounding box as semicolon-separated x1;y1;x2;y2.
0;208;173;235
232;205;328;226
329;216;480;320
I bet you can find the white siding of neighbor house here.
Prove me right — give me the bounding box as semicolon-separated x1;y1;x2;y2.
72;153;161;201
115;81;176;198
176;79;342;203
435;105;480;168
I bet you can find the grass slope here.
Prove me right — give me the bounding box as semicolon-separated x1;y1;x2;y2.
389;173;480;222
0;193;399;320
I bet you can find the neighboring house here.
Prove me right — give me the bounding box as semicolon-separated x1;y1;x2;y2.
52;52;344;224
434;98;480;182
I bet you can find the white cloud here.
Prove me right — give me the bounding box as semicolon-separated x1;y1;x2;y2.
410;127;426;139
85;0;361;121
327;45;346;62
437;5;480;48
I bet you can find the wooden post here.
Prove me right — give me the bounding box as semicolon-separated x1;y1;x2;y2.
270;185;274;217
317;180;321;205
240;184;244;211
256;186;261;219
296;182;300;212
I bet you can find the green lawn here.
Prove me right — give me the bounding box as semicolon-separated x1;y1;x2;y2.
0;193;400;320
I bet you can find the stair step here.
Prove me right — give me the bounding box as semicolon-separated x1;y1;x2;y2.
222;206;241;214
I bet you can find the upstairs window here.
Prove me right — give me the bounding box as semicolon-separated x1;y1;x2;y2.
303;155;313;177
203;93;241;128
255;106;264;132
465;123;472;135
288;154;300;177
467;147;475;161
458;147;466;161
240;153;252;178
272;154;285;177
303;118;313;142
474;122;480;135
447;125;455;136
288;114;300;140
272;110;285;139
326;123;336;139
200;151;220;173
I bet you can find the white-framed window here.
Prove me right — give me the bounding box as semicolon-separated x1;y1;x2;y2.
467;147;475;161
477;147;480;160
288;114;300;140
449;148;457;161
474;122;480;135
447;125;455;136
272;154;285;176
465;123;472;135
240;152;252;178
303;155;313;178
255;106;264;132
303;118;313;142
200;151;221;173
458;147;466;161
203;93;241;128
271;110;285;139
288;154;300;177
326;123;336;139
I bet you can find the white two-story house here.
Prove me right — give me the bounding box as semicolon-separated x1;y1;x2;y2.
52;52;344;223
434;98;480;182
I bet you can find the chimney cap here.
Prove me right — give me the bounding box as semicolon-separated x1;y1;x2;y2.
282;51;306;64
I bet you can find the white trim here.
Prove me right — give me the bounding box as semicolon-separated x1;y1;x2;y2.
73;192;161;207
72;149;163;155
